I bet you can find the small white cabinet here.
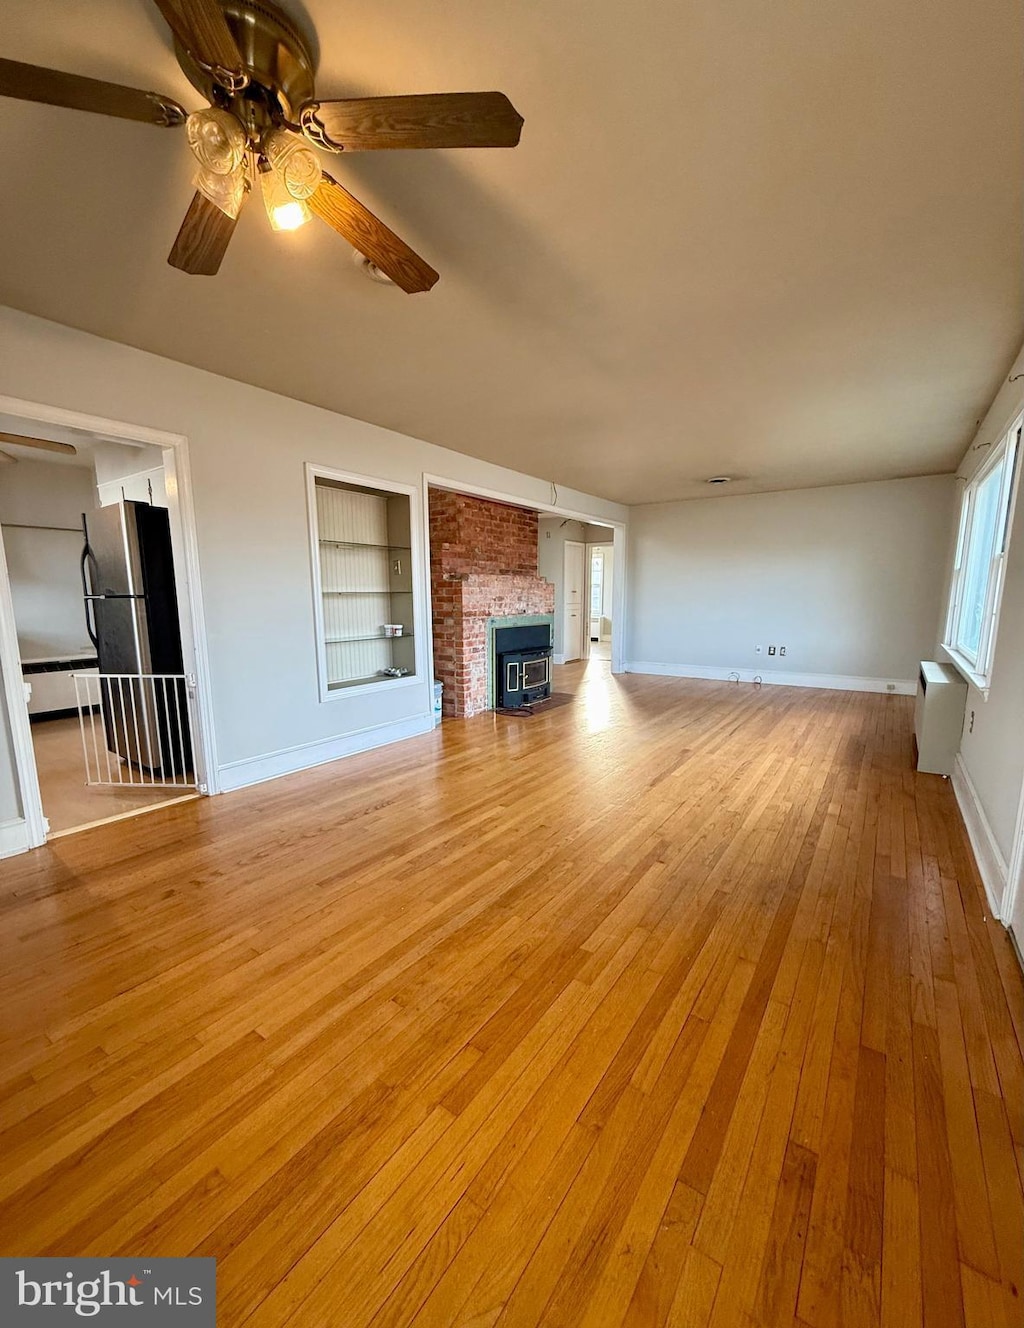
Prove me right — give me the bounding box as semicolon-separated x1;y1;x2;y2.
914;661;968;775
97;468;167;508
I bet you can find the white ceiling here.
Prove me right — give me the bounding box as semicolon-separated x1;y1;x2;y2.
1;0;1021;504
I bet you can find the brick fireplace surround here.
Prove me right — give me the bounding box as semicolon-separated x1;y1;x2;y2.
429;489;555;717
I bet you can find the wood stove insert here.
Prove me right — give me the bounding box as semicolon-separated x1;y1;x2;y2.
494;623;553;709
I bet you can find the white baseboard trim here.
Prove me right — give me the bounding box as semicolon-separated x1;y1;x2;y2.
625;661;917;696
951;754;1008;920
553;653;567;665
217;712;435;793
0;816;31;859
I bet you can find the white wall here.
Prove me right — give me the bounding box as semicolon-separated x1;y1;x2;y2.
537;518;615;655
940;344;1024;904
628;475;955;689
0;306;626;825
0;459;96;659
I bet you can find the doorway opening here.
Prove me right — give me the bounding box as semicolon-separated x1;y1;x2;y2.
535;518;616;666
0;404;211;849
587;541;614;663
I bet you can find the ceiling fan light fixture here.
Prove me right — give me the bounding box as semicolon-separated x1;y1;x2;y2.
194;161;247;220
186;107;246;175
272;200;312;231
262;128;321;202
260;166;312;230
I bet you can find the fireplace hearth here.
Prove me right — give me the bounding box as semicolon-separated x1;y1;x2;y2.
494;623;553;709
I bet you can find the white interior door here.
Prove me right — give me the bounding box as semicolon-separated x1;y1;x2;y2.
563;541;585;661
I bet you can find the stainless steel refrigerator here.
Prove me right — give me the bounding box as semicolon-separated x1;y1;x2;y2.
81;500;192;776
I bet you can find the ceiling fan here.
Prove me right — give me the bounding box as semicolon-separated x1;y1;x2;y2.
0;0;524;293
0;432;78;464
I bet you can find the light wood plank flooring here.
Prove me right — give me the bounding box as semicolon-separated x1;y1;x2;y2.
31;715;192;835
1;661;1022;1327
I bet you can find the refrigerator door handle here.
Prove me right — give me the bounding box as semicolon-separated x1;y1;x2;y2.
81;530;99;649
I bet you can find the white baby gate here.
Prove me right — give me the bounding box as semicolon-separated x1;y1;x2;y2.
73;672;197;788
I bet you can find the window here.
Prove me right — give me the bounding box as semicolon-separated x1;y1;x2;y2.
307;467;418;699
589;549;604;616
944;416;1021;690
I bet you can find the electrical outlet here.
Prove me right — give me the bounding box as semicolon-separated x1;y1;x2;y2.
779;645;786;657
969;709;975;733
767;645;776;656
886;683;896;692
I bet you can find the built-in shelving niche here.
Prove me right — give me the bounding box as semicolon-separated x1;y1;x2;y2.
313;476;416;691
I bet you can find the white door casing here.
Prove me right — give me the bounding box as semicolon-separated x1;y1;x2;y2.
0;394;218;856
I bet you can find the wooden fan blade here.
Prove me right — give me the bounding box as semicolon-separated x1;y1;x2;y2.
152;0;247;89
0;57;186;126
300;92;523;152
168;191;240;276
309;173;439;294
0;431;77;455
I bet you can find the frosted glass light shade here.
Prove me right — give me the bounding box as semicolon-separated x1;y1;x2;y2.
262;128;321;201
260;168;312;230
186;108;246;176
195;162;247;219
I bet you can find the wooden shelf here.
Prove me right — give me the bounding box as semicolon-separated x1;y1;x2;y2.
318;539;411;551
325;634;413;645
328;671;412;690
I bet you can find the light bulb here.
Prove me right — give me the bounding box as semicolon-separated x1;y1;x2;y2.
260;168;312;230
272;200;311;231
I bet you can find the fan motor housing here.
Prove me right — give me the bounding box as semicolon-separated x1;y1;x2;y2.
174;0;317;121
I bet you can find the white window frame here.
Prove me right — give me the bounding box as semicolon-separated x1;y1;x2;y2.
305;464;423;703
943;414;1022;694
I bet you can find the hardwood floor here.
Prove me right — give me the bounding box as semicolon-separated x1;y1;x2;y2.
31;714;194;835
1;661;1021;1327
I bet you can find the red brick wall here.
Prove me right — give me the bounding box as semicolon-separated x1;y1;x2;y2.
429;489;554;717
